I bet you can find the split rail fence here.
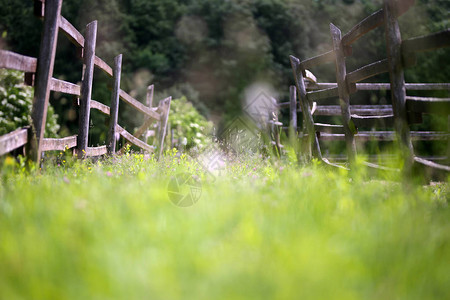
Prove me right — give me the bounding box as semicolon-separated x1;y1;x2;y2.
280;0;449;174
0;0;171;162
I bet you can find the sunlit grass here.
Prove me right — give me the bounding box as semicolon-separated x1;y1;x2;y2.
0;152;449;299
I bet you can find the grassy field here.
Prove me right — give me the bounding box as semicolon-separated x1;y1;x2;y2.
0;152;449;299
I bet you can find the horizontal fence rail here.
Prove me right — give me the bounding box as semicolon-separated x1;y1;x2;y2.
41;135;77;152
0;0;172;161
287;0;450;176
0;128;29;156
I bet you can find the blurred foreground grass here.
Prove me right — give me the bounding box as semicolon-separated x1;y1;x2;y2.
0;152;449;300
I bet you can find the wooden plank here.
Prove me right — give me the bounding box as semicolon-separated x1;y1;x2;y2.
107;54;122;155
0;128;28;156
405;83;450;90
306;82;450;91
406;96;450;115
77;20;97;157
346;59;389;83
300;50;335;70
289;85;297;131
402;29;450;54
94;56;113;77
331;23;356;163
50;78;81;95
86;145;107;157
157;97;172;159
29;0;62;162
119;89;161;120
59;16;84;47
384;0;414;174
0;50;37;73
307;87;339;101
290;55;323;160
41;135;77;152
116;125;154;153
133;108;159;139
414;156;450;172
146;84;154;107
305;82;338;90
90;100;110;115
314;123;345;134
319;131;448;141
342;9;385;46
300;105;394;116
351;114;395;128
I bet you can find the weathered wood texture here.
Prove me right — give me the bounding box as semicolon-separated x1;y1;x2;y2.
342;9;384;46
0;128;29;156
59;16;84;47
50;78;81;95
116;125;154;153
290;55;322;159
146;84;154;107
77;20;97;156
300;50;335;70
305;82;450;91
289;85;297;131
86;145;107;157
119;90;161;120
351;114;395;128
346;59;389;84
157;97;172;159
30;0;62;162
402;29;450;54
41;135;77;151
94;56;113;77
58;15;113;77
0;50;37;73
314;123;345;134
307;87;339;101
90;100;110;115
414;156;450;172
107;54;122;155
0;0;172;160
384;0;414;173
331;23;357;163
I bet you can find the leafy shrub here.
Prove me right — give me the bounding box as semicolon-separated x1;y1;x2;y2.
169;96;212;151
0;69;59;137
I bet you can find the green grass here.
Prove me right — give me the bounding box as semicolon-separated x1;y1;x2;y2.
0;152;449;299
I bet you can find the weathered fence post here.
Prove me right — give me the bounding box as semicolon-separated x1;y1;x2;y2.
144;84;154;144
146;84;154;108
290;56;322;161
289;85;298;133
77;20;97;157
29;0;62;162
107;54;122;155
383;0;414;174
157;97;171;159
330;23;357;165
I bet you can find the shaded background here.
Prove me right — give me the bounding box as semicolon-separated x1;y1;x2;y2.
0;0;448;152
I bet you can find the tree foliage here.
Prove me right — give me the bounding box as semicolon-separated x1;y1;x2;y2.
0;0;448;142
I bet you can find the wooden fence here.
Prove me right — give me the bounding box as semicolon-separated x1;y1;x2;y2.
0;0;171;162
283;0;449;174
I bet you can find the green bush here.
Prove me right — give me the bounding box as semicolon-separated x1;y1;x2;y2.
169;96;213;151
0;69;59;137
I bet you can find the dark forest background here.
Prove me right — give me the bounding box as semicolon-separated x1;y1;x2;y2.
0;0;448;147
